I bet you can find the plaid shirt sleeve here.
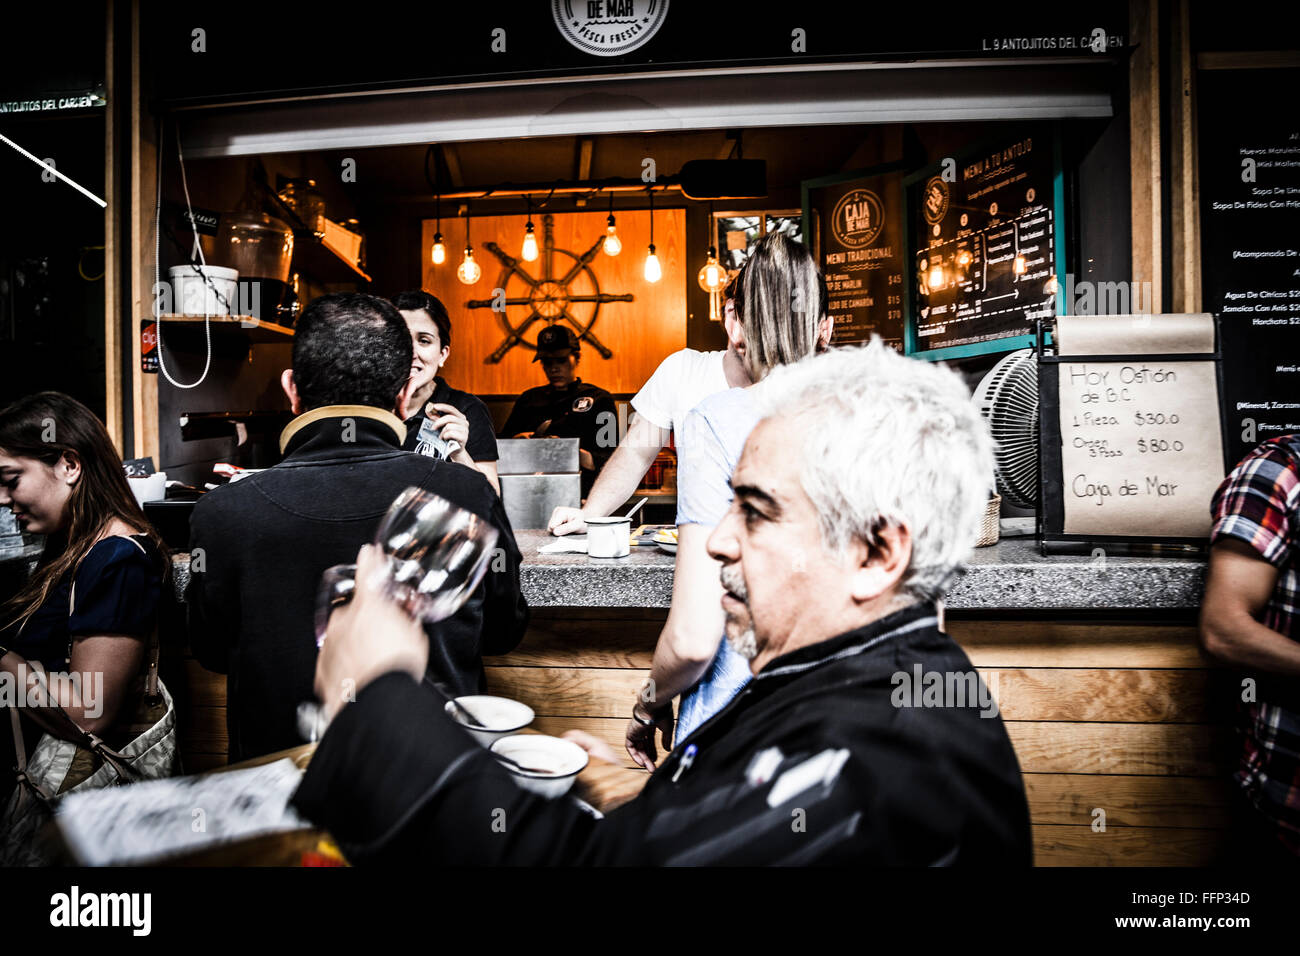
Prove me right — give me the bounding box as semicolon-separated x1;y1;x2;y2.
1210;438;1299;568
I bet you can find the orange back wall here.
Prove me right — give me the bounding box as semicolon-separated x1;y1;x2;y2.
421;210;686;396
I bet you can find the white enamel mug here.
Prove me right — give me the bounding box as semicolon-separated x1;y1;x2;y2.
585;516;631;558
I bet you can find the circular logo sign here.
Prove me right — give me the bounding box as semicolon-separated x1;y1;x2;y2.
552;0;670;58
830;189;885;249
922;176;949;225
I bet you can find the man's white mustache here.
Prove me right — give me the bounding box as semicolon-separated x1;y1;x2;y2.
719;564;747;602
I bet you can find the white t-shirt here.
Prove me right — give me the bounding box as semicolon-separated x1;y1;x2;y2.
630;348;730;440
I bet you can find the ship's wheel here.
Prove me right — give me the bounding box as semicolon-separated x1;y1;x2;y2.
466;213;633;363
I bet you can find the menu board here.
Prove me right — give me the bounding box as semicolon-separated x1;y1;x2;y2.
910;133;1058;355
1199;69;1300;464
807;170;905;348
1054;314;1224;538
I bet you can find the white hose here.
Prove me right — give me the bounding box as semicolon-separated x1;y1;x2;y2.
154;121;212;390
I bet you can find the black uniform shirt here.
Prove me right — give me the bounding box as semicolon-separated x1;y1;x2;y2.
403;377;499;463
499;379;617;494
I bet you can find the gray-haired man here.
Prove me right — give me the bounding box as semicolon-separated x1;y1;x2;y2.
292;339;1032;865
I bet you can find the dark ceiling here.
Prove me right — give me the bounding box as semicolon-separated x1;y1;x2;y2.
317;123;925;212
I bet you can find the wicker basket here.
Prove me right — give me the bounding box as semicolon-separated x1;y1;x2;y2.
974;493;1002;547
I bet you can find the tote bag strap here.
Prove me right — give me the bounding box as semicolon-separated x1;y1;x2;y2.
17;665;144;785
9;705;53;813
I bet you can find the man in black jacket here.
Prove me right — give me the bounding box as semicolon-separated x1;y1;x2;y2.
291;340;1031;865
187;293;528;762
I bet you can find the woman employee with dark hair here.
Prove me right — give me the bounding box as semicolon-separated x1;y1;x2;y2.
392;290;501;494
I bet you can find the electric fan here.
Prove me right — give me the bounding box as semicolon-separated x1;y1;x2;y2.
972;348;1039;508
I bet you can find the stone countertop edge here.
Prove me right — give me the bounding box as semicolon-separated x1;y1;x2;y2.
168;530;1208;611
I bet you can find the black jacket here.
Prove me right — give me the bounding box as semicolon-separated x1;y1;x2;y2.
292;601;1032;865
186;406;528;762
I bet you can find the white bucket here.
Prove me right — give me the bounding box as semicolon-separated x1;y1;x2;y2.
168;265;238;316
128;472;167;507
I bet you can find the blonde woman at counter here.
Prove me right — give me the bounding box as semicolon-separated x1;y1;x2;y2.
546;280;751;535
625;233;831;769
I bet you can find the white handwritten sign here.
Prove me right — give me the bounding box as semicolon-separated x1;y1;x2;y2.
1056;314;1225;537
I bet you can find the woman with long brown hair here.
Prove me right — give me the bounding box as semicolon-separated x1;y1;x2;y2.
0;392;176;861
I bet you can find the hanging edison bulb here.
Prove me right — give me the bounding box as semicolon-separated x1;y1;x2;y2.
431;232;447;264
928;263;945;290
603;192;621;255
698;247;726;318
521;221;539;262
603;214;622;256
643;189;660;282
956;249;971;268
644;243;662;282
1013;255;1027;275
697;247;727;293
457;247;481;284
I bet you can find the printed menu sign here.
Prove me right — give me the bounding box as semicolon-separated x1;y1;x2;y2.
1055;314;1224;538
1199;69;1300;463
811;171;905;348
911;133;1057;353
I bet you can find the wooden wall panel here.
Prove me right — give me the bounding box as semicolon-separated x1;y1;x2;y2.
486;666;648;718
1004;721;1226;777
1022;773;1231;829
420;210;686;396
1130;0;1163;314
948;621;1210;668
1032;825;1222;866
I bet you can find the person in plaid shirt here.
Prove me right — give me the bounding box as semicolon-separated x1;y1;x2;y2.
1200;434;1300;863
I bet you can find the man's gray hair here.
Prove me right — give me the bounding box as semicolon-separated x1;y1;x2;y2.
753;338;995;602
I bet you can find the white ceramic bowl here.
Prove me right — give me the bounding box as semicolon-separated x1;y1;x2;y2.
489;734;589;798
445;695;535;747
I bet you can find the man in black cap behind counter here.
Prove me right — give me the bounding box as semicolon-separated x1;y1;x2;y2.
500;325;616;496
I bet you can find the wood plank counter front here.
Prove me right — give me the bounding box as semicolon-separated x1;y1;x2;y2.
166;531;1234;866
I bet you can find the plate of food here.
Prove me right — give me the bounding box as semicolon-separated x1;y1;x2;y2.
630;524;673;547
653;528;678;554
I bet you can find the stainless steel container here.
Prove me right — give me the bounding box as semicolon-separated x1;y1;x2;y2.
496;438;581;531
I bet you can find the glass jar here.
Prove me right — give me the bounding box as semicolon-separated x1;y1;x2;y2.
214;212;294;320
277;178;326;234
215;212;294;283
